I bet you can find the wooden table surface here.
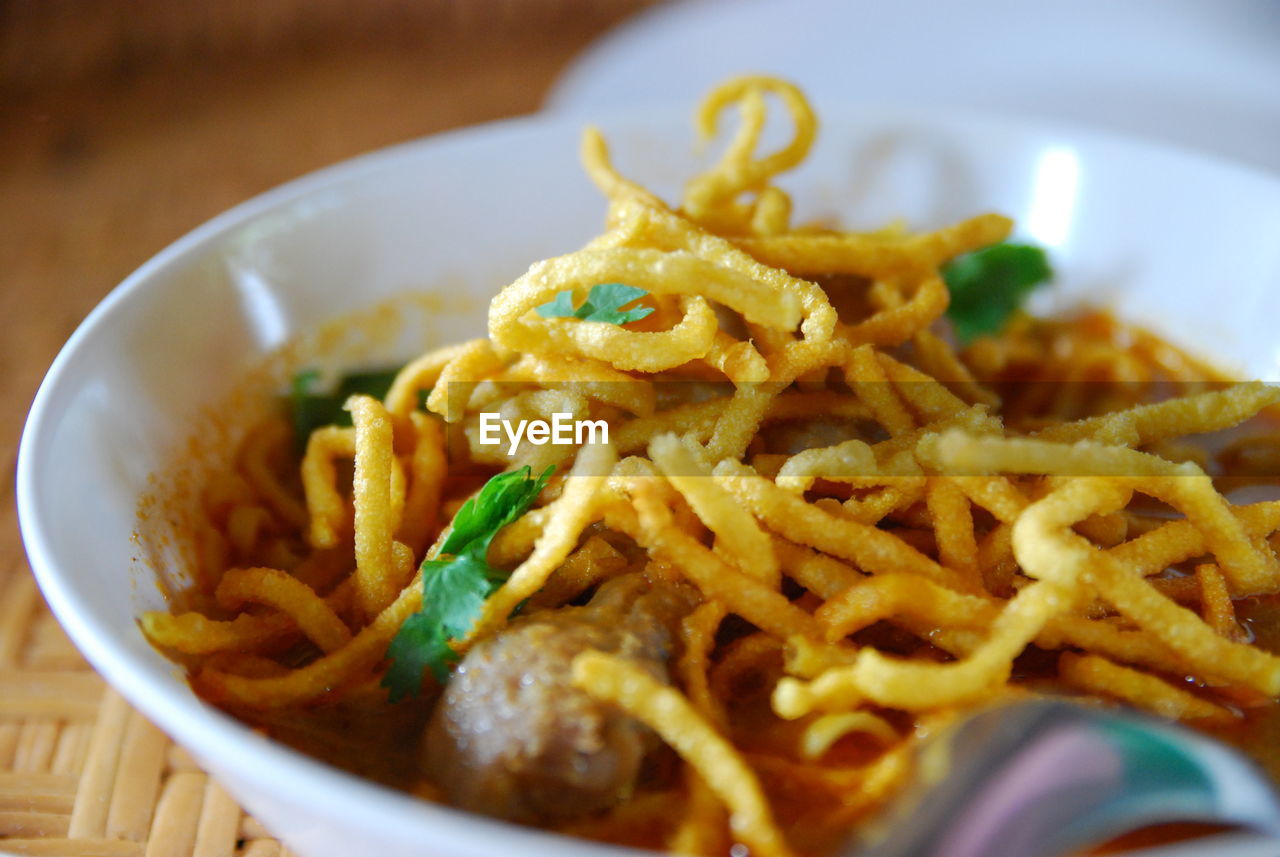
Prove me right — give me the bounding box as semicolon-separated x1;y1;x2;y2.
0;5;654;852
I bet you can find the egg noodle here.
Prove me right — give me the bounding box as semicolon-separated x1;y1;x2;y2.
143;76;1280;857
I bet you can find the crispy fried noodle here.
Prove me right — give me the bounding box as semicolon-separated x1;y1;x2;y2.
143;76;1280;857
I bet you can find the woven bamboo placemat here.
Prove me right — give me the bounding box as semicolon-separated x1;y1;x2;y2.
0;570;286;857
0;3;657;853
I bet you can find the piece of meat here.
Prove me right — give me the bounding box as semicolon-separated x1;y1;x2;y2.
423;574;694;823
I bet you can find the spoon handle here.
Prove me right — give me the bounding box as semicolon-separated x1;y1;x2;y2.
1119;831;1280;857
850;700;1280;857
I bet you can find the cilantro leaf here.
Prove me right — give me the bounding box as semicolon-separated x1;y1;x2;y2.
535;282;655;325
423;554;503;640
538;290;578;318
440;465;555;556
334;367;404;400
382;612;453;701
381;465;555;699
943;243;1053;345
289;370;335;451
287;366;411;452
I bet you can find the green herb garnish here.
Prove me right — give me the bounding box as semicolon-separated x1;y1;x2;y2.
943;243;1053;345
288;367;407;451
381;464;555;700
535;282;655;325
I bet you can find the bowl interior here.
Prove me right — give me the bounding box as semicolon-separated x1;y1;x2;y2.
18;102;1280;857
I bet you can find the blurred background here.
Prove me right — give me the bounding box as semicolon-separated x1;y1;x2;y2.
0;0;658;571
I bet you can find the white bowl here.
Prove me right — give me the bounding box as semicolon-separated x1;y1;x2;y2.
17;102;1280;857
